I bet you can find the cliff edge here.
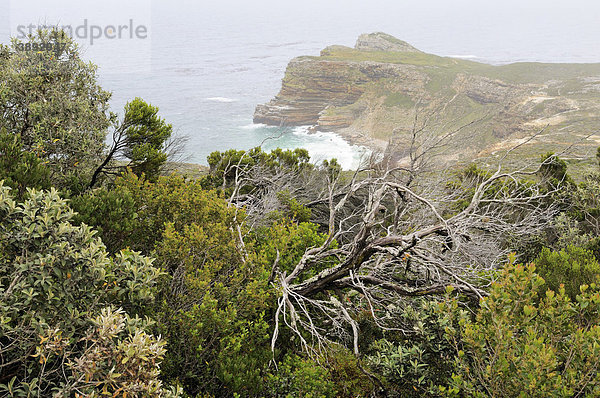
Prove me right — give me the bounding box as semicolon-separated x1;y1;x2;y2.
254;33;600;163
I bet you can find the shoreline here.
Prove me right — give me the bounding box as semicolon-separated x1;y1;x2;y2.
308;124;388;153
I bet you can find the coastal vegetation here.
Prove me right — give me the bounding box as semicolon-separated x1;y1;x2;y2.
3;29;600;397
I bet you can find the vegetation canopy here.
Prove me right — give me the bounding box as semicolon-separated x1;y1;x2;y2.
2;28;600;398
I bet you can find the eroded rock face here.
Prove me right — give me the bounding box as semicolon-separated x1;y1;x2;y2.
253;57;426;128
253;32;600;161
453;75;527;104
253;58;367;126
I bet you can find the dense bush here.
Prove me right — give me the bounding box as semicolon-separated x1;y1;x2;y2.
266;354;337;398
152;209;272;396
72;172;236;254
367;299;457;396
441;262;600;397
535;245;600;299
0;183;178;396
0;128;50;199
205;147;311;191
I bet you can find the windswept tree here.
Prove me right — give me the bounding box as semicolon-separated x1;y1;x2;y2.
89;98;173;188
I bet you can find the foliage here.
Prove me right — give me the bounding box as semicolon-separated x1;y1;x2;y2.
154;215;340;396
76;173;269;396
547;169;600;258
0;128;50;198
367;299;457;397
274;190;312;223
72;172;275;396
90;98;173;187
119;98;172;178
0;183;175;396
538;152;575;191
207;147;311;179
440;263;600;397
535;245;600;299
72;172;236;254
41;308;182;397
251;220;334;278
70;183;138;253
153;216;272;396
323;348;376;398
266;354;337;398
552;212;595;250
204;147;311;193
0;30;112;192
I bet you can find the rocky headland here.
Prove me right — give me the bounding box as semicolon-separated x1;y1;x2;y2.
254;33;600;167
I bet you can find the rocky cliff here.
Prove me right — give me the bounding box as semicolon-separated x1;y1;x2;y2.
254;32;600;165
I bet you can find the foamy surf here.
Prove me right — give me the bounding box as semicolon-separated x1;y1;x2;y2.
261;125;371;170
240;123;274;130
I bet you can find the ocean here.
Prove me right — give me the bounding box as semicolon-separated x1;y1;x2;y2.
3;0;600;168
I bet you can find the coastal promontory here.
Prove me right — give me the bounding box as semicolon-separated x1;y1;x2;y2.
255;32;600;163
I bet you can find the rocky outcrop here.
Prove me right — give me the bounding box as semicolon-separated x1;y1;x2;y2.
354;32;422;53
254;33;600;162
453;75;527;104
253;58;367;126
253;56;427;128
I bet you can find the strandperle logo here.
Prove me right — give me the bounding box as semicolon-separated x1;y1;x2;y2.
14;19;148;45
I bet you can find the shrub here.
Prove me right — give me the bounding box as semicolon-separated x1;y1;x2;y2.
441;263;600;397
0;183;176;396
534;245;600;299
266;354;337;398
367;299;457;396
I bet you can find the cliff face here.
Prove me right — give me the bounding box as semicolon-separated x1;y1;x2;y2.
254;58;368;126
254;57;426;129
254;33;600;162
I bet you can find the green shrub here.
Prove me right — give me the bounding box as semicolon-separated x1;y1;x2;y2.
266;354;337;398
441;263;600;397
0;128;50;199
72;172;237;254
0;183;177;396
535;245;600;299
368;299;457;396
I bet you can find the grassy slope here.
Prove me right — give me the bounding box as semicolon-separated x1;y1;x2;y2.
314;46;600;84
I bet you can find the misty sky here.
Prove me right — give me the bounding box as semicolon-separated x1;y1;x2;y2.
3;0;600;63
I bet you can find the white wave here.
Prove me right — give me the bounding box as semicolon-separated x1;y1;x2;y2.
280;126;371;170
290;125;316;136
205;97;237;103
240;123;272;130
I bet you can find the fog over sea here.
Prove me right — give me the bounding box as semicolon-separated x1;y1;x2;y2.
3;0;600;168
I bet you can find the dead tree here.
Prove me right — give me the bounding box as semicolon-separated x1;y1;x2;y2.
219;116;573;357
